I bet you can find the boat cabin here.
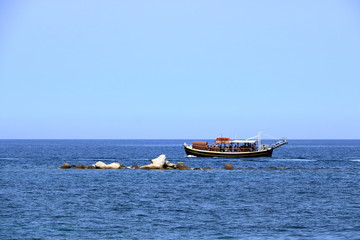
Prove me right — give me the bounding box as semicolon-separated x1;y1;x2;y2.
192;137;259;152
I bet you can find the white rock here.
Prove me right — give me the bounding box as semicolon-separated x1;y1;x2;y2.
95;161;107;169
106;163;121;169
151;154;166;167
139;154;168;169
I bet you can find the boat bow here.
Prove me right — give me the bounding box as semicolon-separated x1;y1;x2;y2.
270;138;288;149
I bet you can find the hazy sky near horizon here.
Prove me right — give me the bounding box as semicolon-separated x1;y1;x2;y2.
1;0;360;139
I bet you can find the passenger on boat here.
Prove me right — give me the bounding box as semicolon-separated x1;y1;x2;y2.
252;143;257;151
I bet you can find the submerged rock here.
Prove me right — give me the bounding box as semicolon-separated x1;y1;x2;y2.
175;162;190;170
224;163;234;170
60;163;72;169
75;164;87;169
131;164;139;169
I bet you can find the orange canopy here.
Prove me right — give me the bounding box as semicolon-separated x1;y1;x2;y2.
216;137;230;144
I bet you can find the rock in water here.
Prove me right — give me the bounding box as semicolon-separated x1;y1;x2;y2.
75;164;87;169
151;154;166;167
106;163;121;169
175;162;190;170
164;160;176;169
224;163;234;170
140;154;167;169
95;161;107;169
60;163;72;169
140;164;162;170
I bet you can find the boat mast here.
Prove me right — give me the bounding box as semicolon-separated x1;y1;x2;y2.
258;132;262;150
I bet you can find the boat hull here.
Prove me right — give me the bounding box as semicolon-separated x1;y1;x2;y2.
184;145;273;158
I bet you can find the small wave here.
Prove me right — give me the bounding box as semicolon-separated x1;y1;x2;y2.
0;157;24;160
186;155;197;158
274;158;317;162
79;158;118;161
350;159;360;162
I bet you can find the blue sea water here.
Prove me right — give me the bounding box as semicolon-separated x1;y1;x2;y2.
1;139;360;240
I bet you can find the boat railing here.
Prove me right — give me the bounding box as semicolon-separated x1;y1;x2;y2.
271;138;288;149
259;144;270;150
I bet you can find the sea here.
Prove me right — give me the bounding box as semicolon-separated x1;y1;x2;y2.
1;139;360;240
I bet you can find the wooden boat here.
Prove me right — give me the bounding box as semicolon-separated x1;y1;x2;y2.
183;133;287;158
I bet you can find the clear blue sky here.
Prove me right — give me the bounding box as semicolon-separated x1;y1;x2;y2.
0;0;359;139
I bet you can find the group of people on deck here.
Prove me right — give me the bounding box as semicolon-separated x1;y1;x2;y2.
208;142;257;152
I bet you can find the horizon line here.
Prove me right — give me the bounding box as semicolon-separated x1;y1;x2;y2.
0;138;359;140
